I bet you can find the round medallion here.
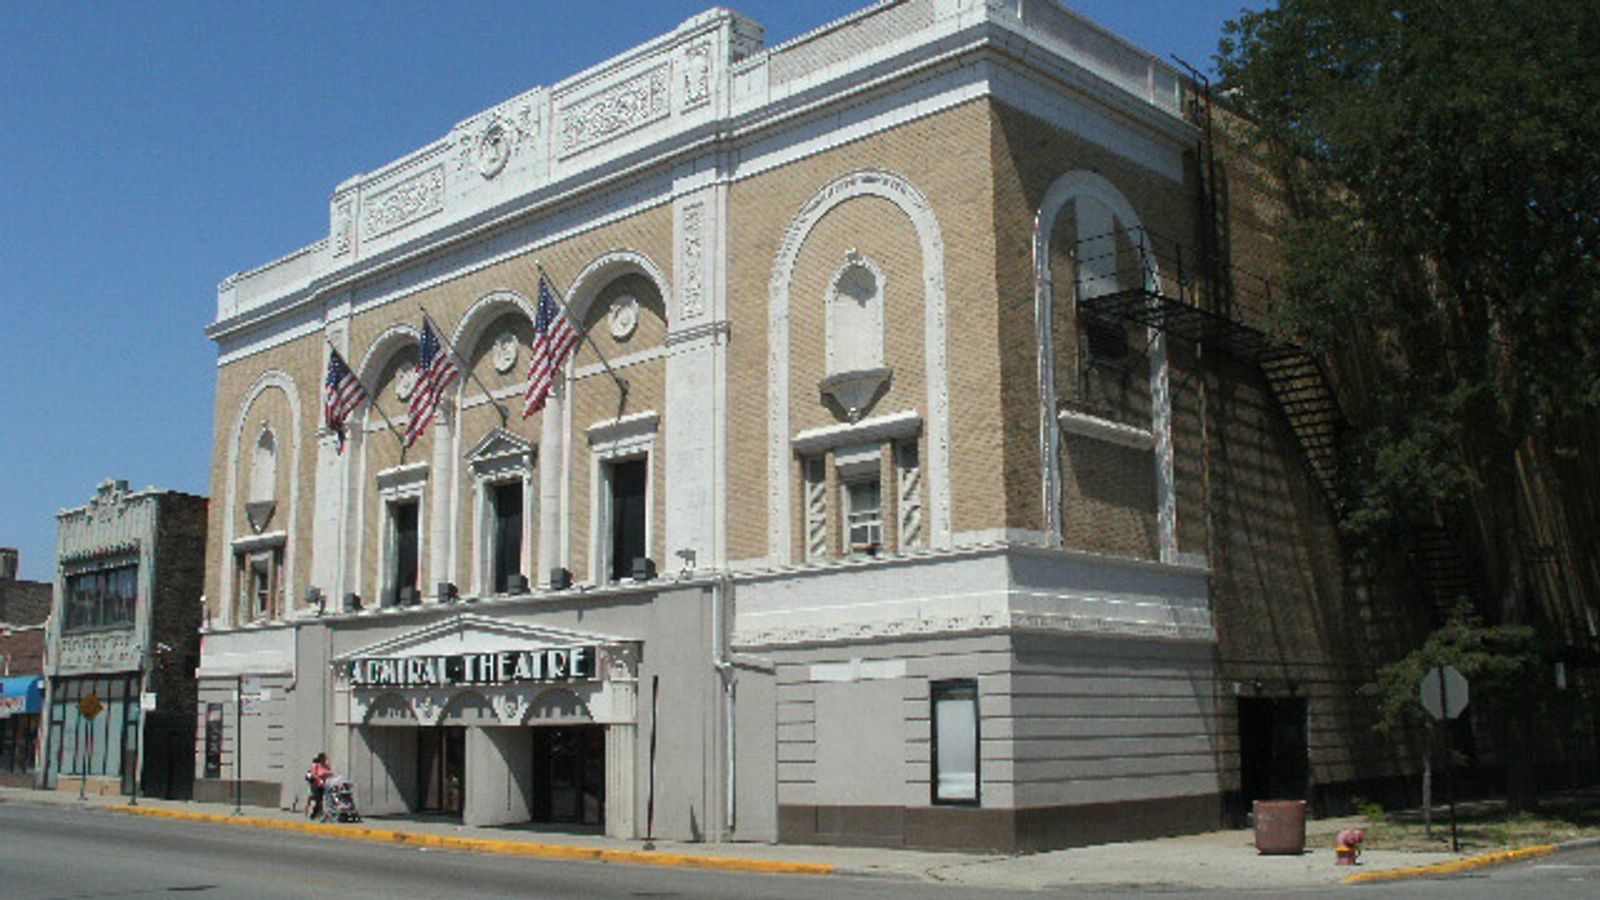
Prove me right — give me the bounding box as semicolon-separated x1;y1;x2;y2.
609;295;640;342
492;330;519;373
476;121;511;179
394;365;420;401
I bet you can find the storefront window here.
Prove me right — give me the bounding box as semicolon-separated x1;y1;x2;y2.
44;675;140;789
63;562;138;632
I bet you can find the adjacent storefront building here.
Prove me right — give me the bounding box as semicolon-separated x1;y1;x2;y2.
42;481;206;798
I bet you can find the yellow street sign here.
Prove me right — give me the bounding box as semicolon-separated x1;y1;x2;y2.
78;693;103;720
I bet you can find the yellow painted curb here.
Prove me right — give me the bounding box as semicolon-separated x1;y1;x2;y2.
1341;844;1557;884
105;805;833;877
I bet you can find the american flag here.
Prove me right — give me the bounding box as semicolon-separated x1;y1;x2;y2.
404;319;461;447
324;347;368;453
523;274;580;417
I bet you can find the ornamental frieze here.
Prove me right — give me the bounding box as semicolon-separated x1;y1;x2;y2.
557;64;670;158
363;164;445;238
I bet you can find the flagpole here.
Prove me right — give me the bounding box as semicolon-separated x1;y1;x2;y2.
419;307;509;428
535;262;630;405
325;339;407;456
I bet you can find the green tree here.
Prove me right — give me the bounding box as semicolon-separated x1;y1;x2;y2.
1219;1;1600;810
1216;1;1600;624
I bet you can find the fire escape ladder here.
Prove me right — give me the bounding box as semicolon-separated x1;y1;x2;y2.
1408;523;1478;616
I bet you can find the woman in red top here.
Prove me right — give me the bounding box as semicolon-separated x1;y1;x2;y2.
306;753;334;820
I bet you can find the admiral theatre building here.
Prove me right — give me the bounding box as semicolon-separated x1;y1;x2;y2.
200;1;1444;849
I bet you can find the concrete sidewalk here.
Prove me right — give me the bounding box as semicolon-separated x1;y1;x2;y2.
0;785;1528;890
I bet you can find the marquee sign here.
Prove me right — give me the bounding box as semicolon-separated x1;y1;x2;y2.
346;646;598;689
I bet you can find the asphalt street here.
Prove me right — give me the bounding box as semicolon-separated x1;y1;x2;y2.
0;798;1595;899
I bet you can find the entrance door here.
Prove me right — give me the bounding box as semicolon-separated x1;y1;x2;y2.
530;726;605;826
417;726;466;815
1238;697;1309;805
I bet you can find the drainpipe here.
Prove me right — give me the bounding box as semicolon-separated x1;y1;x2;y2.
711;572;735;838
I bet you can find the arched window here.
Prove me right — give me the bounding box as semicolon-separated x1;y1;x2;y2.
826;254;884;376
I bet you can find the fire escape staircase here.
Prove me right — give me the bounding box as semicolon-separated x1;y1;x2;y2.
1072;229;1343;509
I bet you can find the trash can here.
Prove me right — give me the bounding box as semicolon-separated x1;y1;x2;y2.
1253;800;1307;855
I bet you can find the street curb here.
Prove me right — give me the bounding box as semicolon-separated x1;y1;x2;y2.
1340;844;1557;884
104;805;833;878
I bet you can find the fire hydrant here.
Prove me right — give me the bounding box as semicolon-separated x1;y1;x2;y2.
1336;828;1365;866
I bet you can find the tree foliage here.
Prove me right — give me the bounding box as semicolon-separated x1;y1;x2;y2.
1216;1;1600;564
1360;601;1546;740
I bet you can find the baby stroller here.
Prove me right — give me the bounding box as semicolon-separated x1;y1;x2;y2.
315;775;362;823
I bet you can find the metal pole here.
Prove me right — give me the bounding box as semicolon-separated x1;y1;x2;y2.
77;714;87;801
1440;668;1459;852
645;675;659;843
234;675;243;815
131;662;147;806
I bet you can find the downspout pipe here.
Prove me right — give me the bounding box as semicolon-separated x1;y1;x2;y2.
711;572;735;838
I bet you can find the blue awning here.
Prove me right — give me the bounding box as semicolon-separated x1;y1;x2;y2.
0;676;43;717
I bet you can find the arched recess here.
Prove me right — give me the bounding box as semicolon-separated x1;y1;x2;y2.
566;251;671;330
346;324;423;600
448;290;537;384
1032;169;1175;557
768;169;951;561
449;290;538;598
523;687;593;724
223;369;303;625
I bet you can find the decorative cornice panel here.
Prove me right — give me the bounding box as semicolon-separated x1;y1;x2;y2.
363;164;445;238
557;63;671;158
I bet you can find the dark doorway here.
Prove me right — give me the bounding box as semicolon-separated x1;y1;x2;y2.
530;726;605;826
139;711;196;800
490;482;523;593
608;459;647;582
1238;697;1309;806
418;726;466;816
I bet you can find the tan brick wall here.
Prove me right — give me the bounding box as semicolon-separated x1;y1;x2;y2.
204;336;321;622
725;100;1003;560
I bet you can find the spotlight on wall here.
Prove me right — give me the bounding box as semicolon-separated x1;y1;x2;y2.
306;586;325;616
437;582;459;603
631;557;657;582
550;568;573;591
674;548;696;579
506;574;530;595
342;592;363;613
399;586;422;607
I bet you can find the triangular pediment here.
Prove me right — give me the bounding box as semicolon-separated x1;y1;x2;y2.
465;428;534;465
334;612;628;663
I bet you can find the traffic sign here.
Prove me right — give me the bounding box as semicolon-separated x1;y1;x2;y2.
78;693;104;720
1420;665;1469;720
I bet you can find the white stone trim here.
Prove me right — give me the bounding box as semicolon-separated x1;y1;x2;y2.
790;409;922;456
465;429;536;598
230;531;288;554
1058;409;1155;451
221;369;303;628
769;171;950;564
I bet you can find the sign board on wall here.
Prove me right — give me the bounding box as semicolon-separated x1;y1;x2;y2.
56;631;141;674
346;646;598;689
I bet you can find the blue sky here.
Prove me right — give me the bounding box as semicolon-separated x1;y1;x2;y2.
0;1;1263;583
